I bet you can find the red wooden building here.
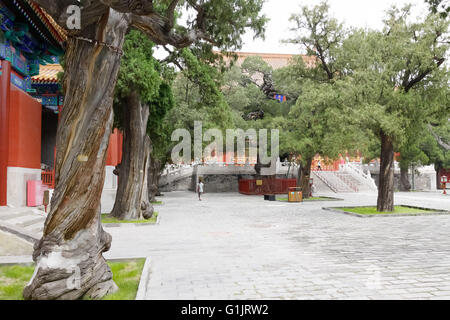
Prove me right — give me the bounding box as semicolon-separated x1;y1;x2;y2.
0;0;124;207
0;0;65;206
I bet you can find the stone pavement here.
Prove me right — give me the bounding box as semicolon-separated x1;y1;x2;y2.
0;230;33;256
101;191;450;300
1;191;450;299
0;206;45;243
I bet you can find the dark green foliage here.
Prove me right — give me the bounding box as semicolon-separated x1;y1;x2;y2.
425;0;450;18
339;5;449;159
169;48;234;132
114;29;161;111
195;0;267;50
148;82;176;161
113;29;176;164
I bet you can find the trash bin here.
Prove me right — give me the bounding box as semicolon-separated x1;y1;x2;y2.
288;187;303;202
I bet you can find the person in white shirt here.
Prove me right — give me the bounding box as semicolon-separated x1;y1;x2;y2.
197;178;204;201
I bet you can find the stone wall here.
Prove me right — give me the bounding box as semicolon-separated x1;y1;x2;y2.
371;171;437;191
7;167;41;207
160;173;298;193
159;175;194;192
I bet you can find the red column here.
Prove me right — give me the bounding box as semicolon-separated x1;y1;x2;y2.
0;60;11;206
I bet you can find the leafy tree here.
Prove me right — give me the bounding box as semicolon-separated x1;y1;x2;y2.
111;29;176;220
280;79;364;196
339;5;449;211
179;49;233;130
223;57;292;120
427;121;450;178
221;55;299;175
397;116;450;191
26;0;267;300
285;1;345;82
147;81;176;201
164;47;236;168
280;1;361;197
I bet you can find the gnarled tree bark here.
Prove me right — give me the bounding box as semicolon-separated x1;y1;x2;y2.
377;131;395;212
299;158;313;200
110;91;154;220
23;10;129;300
29;0;266;300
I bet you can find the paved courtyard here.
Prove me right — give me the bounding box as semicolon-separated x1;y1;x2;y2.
0;230;32;256
103;191;450;300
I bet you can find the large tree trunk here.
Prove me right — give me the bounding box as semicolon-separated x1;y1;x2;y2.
23;11;129;300
296;162;302;187
377;132;395;212
300;158;313;199
148;156;161;202
155;164;163;196
399;166;411;191
110;91;153;220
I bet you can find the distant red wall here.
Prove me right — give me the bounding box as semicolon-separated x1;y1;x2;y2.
7;85;42;169
106;128;123;166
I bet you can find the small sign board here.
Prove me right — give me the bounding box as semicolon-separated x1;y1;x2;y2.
256;180;263;186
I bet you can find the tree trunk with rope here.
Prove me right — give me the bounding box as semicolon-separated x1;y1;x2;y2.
23;11;129;300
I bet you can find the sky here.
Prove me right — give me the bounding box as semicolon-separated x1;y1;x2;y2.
238;0;429;54
154;0;430;59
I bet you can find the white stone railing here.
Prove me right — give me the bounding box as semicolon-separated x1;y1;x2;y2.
343;163;378;191
312;171;339;193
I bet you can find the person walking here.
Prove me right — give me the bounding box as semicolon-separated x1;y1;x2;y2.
197;177;204;201
317;160;322;171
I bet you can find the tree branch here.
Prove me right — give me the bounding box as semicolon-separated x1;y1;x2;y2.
428;124;450;151
32;0;79;26
404;57;445;92
160;45;185;70
99;0;154;15
131;13;216;48
315;43;333;80
165;0;180;31
32;0;112;32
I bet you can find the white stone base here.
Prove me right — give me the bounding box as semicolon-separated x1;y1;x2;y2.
7;167;41;207
101;166;118;214
101;189;117;214
417;165;437;191
6;166;119;211
103;166;118;189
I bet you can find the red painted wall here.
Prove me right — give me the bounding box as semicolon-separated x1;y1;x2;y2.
106;129;123;166
7;85;42;169
0;60;11;205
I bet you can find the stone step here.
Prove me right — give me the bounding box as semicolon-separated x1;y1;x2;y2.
0;211;35;221
30;226;44;234
17;217;46;229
